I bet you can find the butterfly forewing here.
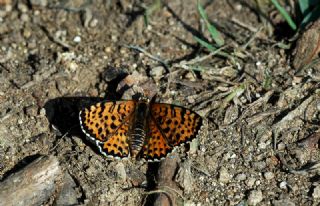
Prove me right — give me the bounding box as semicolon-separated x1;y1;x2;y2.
79;101;136;142
150;103;203;147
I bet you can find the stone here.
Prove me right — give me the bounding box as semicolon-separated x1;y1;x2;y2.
312;185;320;199
218;167;231;183
264;172;274;180
246;177;256;187
247;190;263;205
115;162;126;182
30;0;48;7
279;181;288;190
235;173;247;181
150;66;165;79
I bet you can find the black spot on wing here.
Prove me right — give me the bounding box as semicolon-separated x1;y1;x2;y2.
98;127;102;134
110;122;117;130
163;127;170;134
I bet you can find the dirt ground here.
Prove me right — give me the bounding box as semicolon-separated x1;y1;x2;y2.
0;0;320;205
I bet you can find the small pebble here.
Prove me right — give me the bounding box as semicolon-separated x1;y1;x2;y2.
111;35;117;42
23;28;32;38
150;66;165;79
104;47;112;53
235;173;247;181
187;96;196;104
313;185;320;199
39;108;46;116
25;106;38;116
230;153;237;159
255;180;261;186
247;190;263;205
73;36;81;43
30;0;48;7
264;171;274;180
258;142;267;149
181;44;187;50
279;181;287;190
17;3;28;13
68;62;78;72
90;18;98;27
0;10;7;19
18;118;23;124
246;177;256;187
235;4;242;11
115;162;126;182
20;13;29;22
218;167;231;183
277;142;286;150
189;138;198;154
185;72;196;81
252;161;266;170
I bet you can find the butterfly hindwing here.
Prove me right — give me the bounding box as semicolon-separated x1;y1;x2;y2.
150;103;203;147
97;121;131;159
141;117;173;161
79;100;136;159
79;100;136;142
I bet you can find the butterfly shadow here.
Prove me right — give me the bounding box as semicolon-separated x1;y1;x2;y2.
43;96;110;156
44;97;105;135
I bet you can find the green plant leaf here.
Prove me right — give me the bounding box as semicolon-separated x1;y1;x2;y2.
144;0;161;26
271;0;297;30
193;35;218;52
298;0;310;14
193;35;232;59
300;4;320;28
197;0;224;46
223;84;246;105
262;69;272;90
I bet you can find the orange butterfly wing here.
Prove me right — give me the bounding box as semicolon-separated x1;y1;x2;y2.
141;117;174;161
97;120;132;158
142;103;203;161
79;101;136;158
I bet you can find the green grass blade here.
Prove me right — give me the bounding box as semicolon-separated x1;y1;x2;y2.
193;35;218;52
270;0;297;30
262;69;272;90
197;0;224;46
193;36;232;59
300;4;320;28
298;0;310;14
144;0;161;26
223;84;245;104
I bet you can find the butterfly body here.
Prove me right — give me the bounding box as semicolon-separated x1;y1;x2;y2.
128;101;149;158
79;99;203;161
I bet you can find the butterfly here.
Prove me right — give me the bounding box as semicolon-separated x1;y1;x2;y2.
79;99;203;161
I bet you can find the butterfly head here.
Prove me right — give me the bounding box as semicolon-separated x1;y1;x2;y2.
137;95;150;103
